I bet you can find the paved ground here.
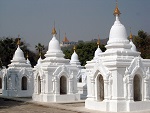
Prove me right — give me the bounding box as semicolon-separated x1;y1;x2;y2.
0;97;150;113
0;97;79;113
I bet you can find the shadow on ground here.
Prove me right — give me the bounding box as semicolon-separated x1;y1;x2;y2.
0;97;25;109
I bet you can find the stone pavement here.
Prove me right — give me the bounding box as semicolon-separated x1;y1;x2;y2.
0;96;150;113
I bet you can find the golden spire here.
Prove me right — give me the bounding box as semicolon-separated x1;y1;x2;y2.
73;45;76;51
113;0;121;16
51;21;57;35
129;27;133;39
52;27;57;35
17;35;21;46
63;33;69;42
97;35;100;46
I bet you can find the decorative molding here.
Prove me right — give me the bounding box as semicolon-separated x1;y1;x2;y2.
53;65;70;78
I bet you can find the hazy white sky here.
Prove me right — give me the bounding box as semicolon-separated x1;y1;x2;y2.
0;0;150;50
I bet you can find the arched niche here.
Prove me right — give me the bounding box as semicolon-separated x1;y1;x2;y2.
38;76;41;94
78;77;82;83
133;74;142;101
97;74;104;101
60;75;67;95
22;76;27;90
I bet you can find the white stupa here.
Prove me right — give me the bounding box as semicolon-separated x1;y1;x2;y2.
94;37;102;60
33;27;80;102
85;2;150;112
70;46;81;66
129;31;137;52
70;46;87;99
2;37;33;97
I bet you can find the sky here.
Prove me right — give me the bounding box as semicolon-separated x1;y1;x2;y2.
0;0;150;51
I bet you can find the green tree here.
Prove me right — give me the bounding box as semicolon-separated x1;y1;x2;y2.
35;43;45;58
133;30;150;58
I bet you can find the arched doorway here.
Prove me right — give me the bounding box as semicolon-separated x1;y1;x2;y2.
60;76;67;95
22;76;27;90
97;75;104;101
0;77;2;89
38;76;41;94
133;75;142;101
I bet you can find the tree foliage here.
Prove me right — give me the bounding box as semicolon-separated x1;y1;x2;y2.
63;42;106;66
35;43;46;59
133;30;150;59
35;43;45;53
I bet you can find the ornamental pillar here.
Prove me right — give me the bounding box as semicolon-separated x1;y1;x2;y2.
34;78;37;94
128;79;133;101
104;79;109;100
41;79;44;93
144;79;150;101
54;77;59;94
68;78;73;94
91;78;95;99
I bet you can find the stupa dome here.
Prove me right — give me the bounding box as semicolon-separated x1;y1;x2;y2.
130;40;137;52
12;46;25;61
71;51;79;62
70;46;81;65
94;46;102;58
47;27;62;53
45;27;65;58
107;15;128;44
48;35;62;52
129;32;137;51
105;3;131;51
94;37;102;59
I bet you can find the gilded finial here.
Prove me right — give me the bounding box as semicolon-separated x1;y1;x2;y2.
129;27;133;39
97;35;100;46
113;0;121;16
51;21;57;35
73;45;76;51
17;35;21;46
